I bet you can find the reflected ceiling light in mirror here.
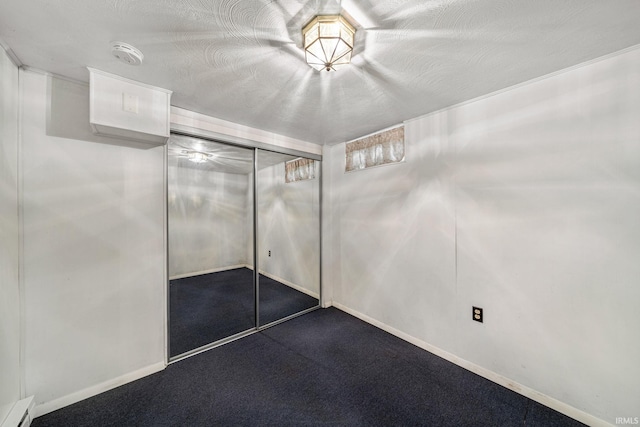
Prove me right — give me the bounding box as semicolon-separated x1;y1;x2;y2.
303;15;356;71
187;152;208;163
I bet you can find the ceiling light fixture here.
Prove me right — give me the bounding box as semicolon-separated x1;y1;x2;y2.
302;15;356;72
187;152;208;163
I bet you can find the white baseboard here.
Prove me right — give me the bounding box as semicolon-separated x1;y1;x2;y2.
331;302;611;427
1;396;35;427
258;270;319;299
33;362;165;418
239;265;320;299
169;264;247;281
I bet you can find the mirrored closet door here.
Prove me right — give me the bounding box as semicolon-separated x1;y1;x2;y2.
168;135;255;358
168;135;321;360
257;150;320;326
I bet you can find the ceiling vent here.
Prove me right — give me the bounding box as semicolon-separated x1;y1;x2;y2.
111;42;144;66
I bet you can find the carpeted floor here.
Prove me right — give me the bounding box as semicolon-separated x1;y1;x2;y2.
34;308;585;427
170;267;319;356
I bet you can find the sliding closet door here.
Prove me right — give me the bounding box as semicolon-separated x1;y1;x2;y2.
168;135;255;358
257;150;320;326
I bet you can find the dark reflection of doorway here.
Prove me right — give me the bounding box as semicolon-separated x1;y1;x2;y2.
170;268;317;357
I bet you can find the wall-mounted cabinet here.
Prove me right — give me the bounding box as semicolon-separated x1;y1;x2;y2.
88;67;171;146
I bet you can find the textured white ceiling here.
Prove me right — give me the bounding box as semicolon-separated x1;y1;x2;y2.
1;0;640;145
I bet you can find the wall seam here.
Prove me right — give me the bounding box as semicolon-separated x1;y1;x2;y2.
17;66;26;400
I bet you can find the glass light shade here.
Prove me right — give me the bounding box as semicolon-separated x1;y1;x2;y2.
188;152;208;163
302;15;356;71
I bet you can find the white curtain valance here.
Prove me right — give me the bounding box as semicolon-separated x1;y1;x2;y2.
285;157;316;183
345;126;405;172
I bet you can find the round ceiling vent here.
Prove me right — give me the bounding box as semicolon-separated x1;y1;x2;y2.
111;42;144;66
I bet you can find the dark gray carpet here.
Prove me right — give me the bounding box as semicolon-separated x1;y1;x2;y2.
34;308;586;427
170;267;319;356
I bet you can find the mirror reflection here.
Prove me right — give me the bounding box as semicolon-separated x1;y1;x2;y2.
168;135;255;357
257;150;320;325
168;136;321;359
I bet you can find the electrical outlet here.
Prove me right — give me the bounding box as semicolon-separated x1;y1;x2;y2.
268;250;271;257
472;306;483;323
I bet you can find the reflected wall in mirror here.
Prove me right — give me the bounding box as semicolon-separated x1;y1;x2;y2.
257;150;320;326
168;135;255;358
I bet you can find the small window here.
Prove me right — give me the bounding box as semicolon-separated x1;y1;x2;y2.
345;126;405;172
285;157;316;183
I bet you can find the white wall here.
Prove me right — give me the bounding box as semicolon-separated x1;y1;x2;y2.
21;70;166;413
327;45;640;424
0;46;21;425
258;161;320;297
168;162;251;278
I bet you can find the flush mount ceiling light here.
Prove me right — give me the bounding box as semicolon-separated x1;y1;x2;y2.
302;15;356;72
187;152;209;163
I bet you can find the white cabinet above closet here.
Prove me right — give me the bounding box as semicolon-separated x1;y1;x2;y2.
88;67;172;146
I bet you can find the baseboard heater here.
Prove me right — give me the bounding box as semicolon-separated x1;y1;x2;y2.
1;396;35;427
